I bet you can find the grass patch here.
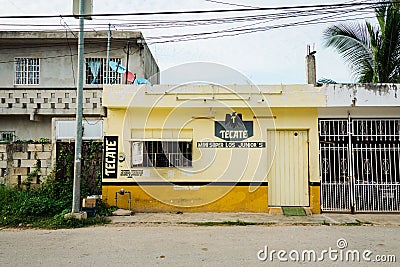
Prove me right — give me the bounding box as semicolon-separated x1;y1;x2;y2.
0;184;111;229
192;220;257;226
321;220;330;226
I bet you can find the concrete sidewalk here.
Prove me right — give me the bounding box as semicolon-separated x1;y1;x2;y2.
109;212;400;226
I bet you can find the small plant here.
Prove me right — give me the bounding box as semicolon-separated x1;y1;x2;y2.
38;137;50;143
0;140;106;229
96;200;118;216
345;219;362;226
22;160;41;190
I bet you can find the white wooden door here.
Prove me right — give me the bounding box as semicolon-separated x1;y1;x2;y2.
268;130;309;206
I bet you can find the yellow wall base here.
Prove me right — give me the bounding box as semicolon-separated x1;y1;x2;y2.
102;185;322;214
103;185;269;213
310;186;321;214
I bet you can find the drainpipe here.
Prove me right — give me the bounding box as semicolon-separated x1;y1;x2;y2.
306;45;317;85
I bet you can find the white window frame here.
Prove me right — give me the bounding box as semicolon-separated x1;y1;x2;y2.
14;58;40;85
85;57;122;85
130;139;193;168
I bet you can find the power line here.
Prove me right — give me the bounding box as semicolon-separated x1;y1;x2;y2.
0;4;374;32
0;2;393;19
142;5;374;42
0;1;386;59
204;0;260;9
146;13;376;45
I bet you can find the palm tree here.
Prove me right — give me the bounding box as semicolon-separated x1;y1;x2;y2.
323;0;400;83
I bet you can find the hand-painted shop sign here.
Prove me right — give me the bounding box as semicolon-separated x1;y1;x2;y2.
197;112;265;148
120;169;144;178
197;142;266;148
215;112;253;141
103;136;118;179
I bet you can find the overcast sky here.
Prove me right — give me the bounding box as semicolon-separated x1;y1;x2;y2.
1;0;376;84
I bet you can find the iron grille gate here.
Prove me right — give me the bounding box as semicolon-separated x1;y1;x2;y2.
319;119;400;212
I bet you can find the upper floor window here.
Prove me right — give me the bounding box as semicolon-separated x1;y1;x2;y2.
14;58;40;85
85;58;122;85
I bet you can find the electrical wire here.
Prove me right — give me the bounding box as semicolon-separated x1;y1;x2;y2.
0;1;394;19
142;4;374;44
204;0;260;9
0;1;387;61
61;17;77;86
147;14;376;45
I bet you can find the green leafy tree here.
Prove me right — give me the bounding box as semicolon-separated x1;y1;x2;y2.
323;0;400;83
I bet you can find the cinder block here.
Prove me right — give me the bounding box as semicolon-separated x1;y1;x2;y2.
0;144;6;153
20;159;38;168
0;152;6;160
35;151;52;160
39;168;47;176
27;144;37;151
40;159;52;168
41;103;51;109
10;175;20;185
27;92;37;98
42;92;52;98
13;92;23;98
55;92;65;98
0;161;7;168
42;144;52;152
12;152;29;160
12;167;28;176
20;175;29;183
27;103;36;109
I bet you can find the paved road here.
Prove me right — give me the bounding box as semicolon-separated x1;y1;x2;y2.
0;225;399;266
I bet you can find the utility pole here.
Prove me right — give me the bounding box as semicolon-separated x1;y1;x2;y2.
72;0;85;214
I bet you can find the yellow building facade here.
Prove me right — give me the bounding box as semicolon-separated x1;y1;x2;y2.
102;84;325;213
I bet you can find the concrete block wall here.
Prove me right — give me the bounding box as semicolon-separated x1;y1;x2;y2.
0;89;103;116
0;142;53;186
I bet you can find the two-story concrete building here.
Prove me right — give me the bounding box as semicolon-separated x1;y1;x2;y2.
0;30;159;185
0;30;159;141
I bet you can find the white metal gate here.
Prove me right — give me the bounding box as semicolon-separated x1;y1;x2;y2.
319;119;400;212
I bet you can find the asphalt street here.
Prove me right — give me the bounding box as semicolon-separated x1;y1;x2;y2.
0;225;399;266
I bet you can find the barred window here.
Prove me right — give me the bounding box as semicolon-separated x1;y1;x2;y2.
0;131;15;142
131;141;192;168
14;58;40;85
85;58;122;84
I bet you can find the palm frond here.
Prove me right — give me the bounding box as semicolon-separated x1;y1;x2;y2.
377;1;400;82
323;23;374;82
